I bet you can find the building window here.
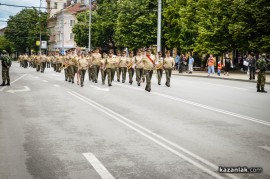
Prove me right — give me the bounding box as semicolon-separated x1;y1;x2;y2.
70;33;74;40
54;2;57;9
70;20;75;27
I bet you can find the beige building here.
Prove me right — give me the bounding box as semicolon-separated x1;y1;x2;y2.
46;0;88;53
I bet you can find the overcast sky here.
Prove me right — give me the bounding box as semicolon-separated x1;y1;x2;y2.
0;0;46;29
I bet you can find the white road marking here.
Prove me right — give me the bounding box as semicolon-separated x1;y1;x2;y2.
114;83;143;91
0;74;28;92
83;153;115;179
203;82;248;91
68;91;239;179
152;92;270;127
6;86;31;93
34;76;39;79
42;80;48;82
90;85;110;92
258;146;270;152
115;83;270;127
53;84;60;87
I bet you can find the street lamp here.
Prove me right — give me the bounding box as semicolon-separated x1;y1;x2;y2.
157;0;162;52
88;0;95;52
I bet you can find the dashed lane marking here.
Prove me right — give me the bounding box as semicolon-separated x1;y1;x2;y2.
53;84;60;87
83;153;115;179
42;80;48;82
69;91;239;179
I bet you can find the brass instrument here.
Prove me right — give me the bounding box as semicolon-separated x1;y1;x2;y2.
127;61;133;69
155;63;163;70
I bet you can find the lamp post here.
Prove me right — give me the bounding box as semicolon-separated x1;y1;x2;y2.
88;0;96;52
39;0;42;54
157;0;162;52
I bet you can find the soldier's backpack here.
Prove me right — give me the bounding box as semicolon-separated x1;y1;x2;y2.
6;56;12;67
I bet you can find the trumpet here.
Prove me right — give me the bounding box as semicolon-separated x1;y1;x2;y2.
155;63;163;70
127;62;133;69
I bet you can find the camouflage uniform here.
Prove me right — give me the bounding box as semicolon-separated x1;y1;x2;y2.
256;54;267;93
0;51;12;86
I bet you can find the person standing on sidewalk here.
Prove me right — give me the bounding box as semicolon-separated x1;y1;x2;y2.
223;53;232;76
217;60;222;76
188;55;194;74
0;50;12;86
256;53;267;93
206;54;215;76
175;54;180;70
247;52;256;80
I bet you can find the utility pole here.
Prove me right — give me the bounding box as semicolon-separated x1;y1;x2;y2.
88;0;92;51
61;8;65;54
157;0;162;52
39;0;42;54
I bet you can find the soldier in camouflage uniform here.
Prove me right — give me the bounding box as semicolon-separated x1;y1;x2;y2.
0;50;12;86
256;53;267;93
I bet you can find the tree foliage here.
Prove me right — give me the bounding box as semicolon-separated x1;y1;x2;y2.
5;8;48;53
72;0;270;53
73;0;158;51
163;0;270;54
0;36;14;54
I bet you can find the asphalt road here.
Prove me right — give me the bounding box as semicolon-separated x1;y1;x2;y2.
0;63;270;179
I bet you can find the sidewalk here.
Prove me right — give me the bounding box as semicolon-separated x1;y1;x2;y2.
172;70;270;84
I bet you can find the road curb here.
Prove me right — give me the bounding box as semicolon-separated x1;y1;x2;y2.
172;74;270;84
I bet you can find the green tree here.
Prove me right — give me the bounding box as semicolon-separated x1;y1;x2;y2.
229;0;270;52
0;36;14;53
114;0;158;50
5;8;48;54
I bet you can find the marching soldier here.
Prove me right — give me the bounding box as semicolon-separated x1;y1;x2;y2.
67;51;75;83
115;50;121;82
36;54;41;72
40;52;46;73
87;51;93;81
141;49;155;92
256;53;267;93
78;52;89;87
62;54;69;81
46;54;51;68
119;50;128;83
55;52;62;73
100;53;107;85
163;50;175;87
126;51;135;85
91;48;102;83
104;50;117;86
155;51;164;85
135;50;144;86
23;54;28;68
0;50;12;86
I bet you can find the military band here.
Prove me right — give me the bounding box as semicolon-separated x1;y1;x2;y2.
15;48;179;92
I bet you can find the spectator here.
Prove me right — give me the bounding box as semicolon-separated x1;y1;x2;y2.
207;54;215;76
188;55;194;74
175;54;180;70
247;52;256;80
223;53;232;76
217;60;222;76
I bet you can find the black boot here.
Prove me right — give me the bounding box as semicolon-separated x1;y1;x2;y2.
257;85;261;92
6;80;10;86
0;81;5;86
261;87;268;93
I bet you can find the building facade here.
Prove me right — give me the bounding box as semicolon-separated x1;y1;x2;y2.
46;0;88;53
